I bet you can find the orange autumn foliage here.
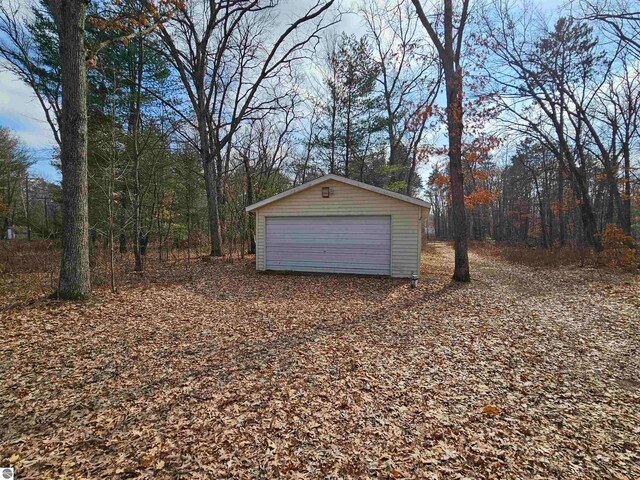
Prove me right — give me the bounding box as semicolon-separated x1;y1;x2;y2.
86;0;183;50
599;224;639;271
429;173;499;209
464;189;499;208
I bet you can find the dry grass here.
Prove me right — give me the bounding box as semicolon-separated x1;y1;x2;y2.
1;243;639;479
469;241;597;269
470;239;640;272
0;239;215;294
0;240;60;274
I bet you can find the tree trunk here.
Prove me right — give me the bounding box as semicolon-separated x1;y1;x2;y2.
329;98;337;174
569;125;603;252
345;93;352;178
215;151;225;234
412;0;471;281
534;177;549;249
565;155;602;251
544;166;553;246
132;162;143;271
108;151;116;293
203;156;222;256
243;155;256;255
622;143;632;235
119;191;127;253
129;38;144;272
51;0;90;299
195;107;222;257
186;174;192;262
558;163;566;246
444;67;470;281
25;172;31;241
385;88;398;168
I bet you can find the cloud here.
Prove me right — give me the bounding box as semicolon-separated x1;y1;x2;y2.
0;71;55;146
0;71;59;181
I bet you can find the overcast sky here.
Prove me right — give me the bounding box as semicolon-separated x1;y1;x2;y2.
0;0;557;184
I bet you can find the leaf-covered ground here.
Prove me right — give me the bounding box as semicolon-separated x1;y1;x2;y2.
1;243;639;479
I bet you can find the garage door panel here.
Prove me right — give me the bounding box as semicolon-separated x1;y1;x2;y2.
267;231;390;239
268;259;389;268
271;216;387;224
267;252;391;263
266;240;391;248
266;216;391;275
270;223;387;234
267;248;391;257
266;263;389;275
269;234;389;247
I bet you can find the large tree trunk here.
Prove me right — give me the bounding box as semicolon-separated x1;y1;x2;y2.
565;155;602;252
132;159;143;271
534;178;549;249
622;143;632;235
203;156;222;256
601;154;624;230
385;89;398;168
570;125;603;251
130;38;144;272
444;67;470;281
196;109;222;257
51;0;90;299
243;157;256;255
557;163;566;246
215;151;225;234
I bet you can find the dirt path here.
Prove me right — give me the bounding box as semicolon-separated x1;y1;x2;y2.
460;244;639;392
1;243;638;479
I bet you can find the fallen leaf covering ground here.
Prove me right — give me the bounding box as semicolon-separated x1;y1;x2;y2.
1;243;639;479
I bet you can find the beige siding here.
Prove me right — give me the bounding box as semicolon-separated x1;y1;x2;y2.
254;179;425;278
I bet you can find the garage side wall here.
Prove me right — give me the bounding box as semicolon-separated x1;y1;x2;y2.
254;179;422;278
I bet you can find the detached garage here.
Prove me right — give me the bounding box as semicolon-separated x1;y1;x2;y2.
246;174;430;278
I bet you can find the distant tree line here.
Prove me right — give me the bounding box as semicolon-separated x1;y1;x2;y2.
0;128;61;240
426;5;639;250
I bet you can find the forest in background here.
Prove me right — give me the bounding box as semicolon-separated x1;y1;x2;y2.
0;0;638;288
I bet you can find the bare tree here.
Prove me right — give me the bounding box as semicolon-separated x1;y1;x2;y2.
236;100;297;253
580;0;640;59
0;0;61;145
152;0;335;256
411;0;471;281
599;54;640;234
482;3;633;250
292;103;321;186
362;0;439;177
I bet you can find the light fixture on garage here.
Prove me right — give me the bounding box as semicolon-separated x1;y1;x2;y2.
321;186;332;198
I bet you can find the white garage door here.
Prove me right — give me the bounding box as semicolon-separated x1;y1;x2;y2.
265;216;391;275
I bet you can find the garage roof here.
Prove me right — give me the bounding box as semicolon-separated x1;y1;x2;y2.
246;174;431;212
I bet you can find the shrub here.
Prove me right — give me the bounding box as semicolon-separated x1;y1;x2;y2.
598;224;639;271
